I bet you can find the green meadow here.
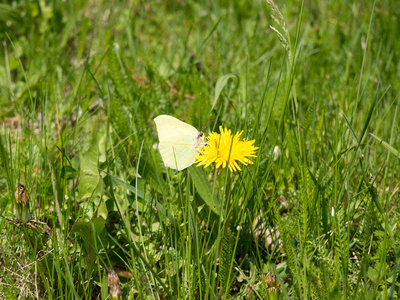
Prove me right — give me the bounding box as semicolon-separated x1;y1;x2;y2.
1;0;400;299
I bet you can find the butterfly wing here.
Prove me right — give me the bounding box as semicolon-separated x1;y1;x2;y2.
158;140;199;170
154;115;201;170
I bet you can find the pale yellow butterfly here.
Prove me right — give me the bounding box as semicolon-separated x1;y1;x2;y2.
154;115;205;170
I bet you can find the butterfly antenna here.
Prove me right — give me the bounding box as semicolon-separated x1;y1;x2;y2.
201;120;214;133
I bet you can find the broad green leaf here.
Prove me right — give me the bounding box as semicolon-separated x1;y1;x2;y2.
211;73;239;112
189;165;221;216
79;143;100;200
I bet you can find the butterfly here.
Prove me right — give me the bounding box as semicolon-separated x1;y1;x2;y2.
154;115;205;171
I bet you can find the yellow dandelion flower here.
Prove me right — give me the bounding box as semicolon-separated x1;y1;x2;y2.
195;126;258;172
14;183;32;223
15;183;29;205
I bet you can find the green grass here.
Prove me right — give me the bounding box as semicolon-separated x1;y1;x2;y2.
1;0;400;299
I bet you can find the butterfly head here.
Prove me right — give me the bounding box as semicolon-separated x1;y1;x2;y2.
194;132;205;149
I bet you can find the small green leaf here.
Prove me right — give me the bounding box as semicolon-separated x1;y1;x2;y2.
62;165;78;180
95;198;109;220
211;73;239;112
79;143;100;200
189;165;221;216
91;217;106;233
71;155;81;171
71;217;107;279
71;221;90;238
71;217;106;246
